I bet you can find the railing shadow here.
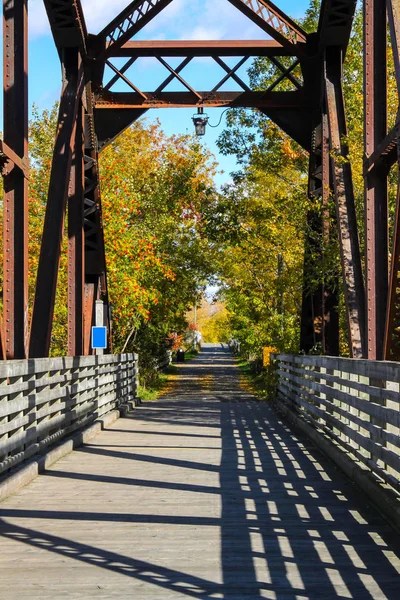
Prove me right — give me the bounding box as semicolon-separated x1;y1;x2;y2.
1;345;400;597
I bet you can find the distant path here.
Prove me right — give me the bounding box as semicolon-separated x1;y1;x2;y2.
1;343;400;598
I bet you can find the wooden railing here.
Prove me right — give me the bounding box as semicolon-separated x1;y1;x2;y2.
0;353;138;475
273;354;400;492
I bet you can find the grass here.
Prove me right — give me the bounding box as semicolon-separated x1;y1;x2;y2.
182;349;199;362
237;358;275;399
138;364;178;401
137;349;200;402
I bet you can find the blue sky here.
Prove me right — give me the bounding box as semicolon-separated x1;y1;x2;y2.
3;0;311;186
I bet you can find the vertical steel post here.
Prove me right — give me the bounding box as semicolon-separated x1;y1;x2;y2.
322;112;339;356
325;47;366;358
385;1;400;358
3;0;28;358
68;105;85;356
83;282;96;355
387;0;400;93
364;0;388;360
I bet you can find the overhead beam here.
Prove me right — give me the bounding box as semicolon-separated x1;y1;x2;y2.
227;0;307;48
94;90;306;109
111;40;297;57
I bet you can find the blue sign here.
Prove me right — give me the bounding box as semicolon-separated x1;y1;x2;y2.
91;326;107;349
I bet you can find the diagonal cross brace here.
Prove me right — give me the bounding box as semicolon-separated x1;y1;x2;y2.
99;0;174;57
227;0;307;47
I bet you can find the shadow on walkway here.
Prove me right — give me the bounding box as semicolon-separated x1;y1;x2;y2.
0;344;400;598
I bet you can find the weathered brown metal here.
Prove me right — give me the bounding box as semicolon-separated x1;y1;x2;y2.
83;282;96;356
321;112;339;356
364;0;388;360
318;0;357;52
5;0;397;363
301;113;339;356
210;57;250;93
387;0;400;92
2;0;29;359
265;58;301;92
227;0;307;46
43;0;87;55
385;178;400;360
364;125;398;175
95;108;149;151
325;47;365;358
385;1;400;359
68;105;85;356
99;0;174;57
29;51;85;358
300;209;324;354
113;40;293;57
94;90;307;109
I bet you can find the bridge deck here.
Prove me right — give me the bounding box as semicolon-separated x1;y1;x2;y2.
1;344;400;598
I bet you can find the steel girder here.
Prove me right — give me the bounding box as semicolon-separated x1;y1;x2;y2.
384;0;400;360
29;51;85;358
300;116;339;356
3;0;400;361
2;0;29;359
43;0;87;55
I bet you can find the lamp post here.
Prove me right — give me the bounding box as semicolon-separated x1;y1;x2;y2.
192;107;209;136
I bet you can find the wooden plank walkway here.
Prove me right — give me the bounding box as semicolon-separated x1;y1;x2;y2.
1;343;400;599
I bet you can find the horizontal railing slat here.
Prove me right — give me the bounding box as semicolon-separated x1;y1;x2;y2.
0;353;139;474
273;353;400;493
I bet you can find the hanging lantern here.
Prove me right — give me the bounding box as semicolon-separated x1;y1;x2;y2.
192;107;209;136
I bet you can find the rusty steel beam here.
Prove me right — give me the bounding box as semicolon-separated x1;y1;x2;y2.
83;282;96;356
364;0;388;360
364;124;398;175
2;0;29;359
0;139;29;178
318;0;357;52
95;108;148;151
227;0;307;48
98;0;174;58
83;105;110;340
43;0;87;55
325;48;365;358
112;40;296;57
300;114;338;356
29;51;85;358
299;209;324;354
67;105;85;356
321;112;339;356
387;0;400;93
94;90;306;109
385;176;400;360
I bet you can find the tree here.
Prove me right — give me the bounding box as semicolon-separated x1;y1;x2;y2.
6;109;218;372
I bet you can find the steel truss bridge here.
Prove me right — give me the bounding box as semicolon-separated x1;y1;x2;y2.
2;3;400;595
0;0;398;364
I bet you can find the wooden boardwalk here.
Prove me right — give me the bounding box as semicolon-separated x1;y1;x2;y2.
1;344;400;599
